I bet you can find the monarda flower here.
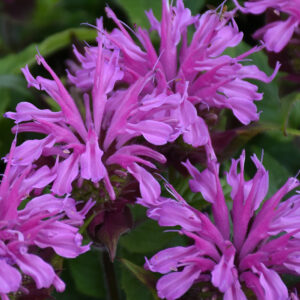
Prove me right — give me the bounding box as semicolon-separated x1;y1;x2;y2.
0;140;92;300
69;0;279;131
233;0;300;52
144;151;300;299
5;34;166;207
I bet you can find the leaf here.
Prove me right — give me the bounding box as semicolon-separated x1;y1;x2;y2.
0;89;12;117
32;0;60;27
67;249;106;298
250;131;300;174
246;129;300;199
0;75;32;117
0;74;31;96
280;91;300;134
120;258;158;296
248;146;291;197
0;27;97;75
44;96;61;112
119;207;185;254
120;258;158;300
116;0;162;28
184;0;206;14
215;124;265;162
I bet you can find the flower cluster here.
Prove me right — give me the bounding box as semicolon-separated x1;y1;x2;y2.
2;0;299;298
69;0;279;130
6;49;166;202
0;140;93;299
145;151;300;299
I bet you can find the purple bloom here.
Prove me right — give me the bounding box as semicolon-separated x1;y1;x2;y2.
0;140;92;298
69;0;279;130
5;34;166;205
234;0;300;52
144;151;300;299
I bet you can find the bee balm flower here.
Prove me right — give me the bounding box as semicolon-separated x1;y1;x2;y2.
144;151;300;299
0;140;92;299
5;34;166;206
69;0;280;130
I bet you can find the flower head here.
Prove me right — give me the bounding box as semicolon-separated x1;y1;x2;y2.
69;0;279;132
144;151;300;299
5;34;166;207
0;139;92;298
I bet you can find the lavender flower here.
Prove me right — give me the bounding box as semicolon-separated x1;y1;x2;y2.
234;0;300;52
144;151;300;299
0;140;92;299
69;0;279;130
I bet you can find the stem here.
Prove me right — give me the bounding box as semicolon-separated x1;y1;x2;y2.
102;250;119;300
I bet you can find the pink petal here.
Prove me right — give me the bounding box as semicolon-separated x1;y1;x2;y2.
10;136;55;166
254;17;298;52
52;153;80;195
14;252;56;289
4;101;63;123
212;242;237;292
224;280;247;300
148;200;202;231
80;130;106;182
126;120;173;145
183;160;216;203
252;264;288;300
34;221;89;258
128;163;161;207
157;265;201;300
0;260;21;293
146;246;198;274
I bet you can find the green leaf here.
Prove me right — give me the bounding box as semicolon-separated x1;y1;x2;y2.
120;258;158;298
116;0;161;28
67;249;106;298
280;91;300;134
32;0;60;27
53;260;100;300
248;146;291;197
0;89;12;116
0;75;32;116
44;96;61;112
184;0;206;14
119;207;185;254
246;129;300;200
120;259;157;300
0;75;31;96
0;27;97;75
248;130;300;175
